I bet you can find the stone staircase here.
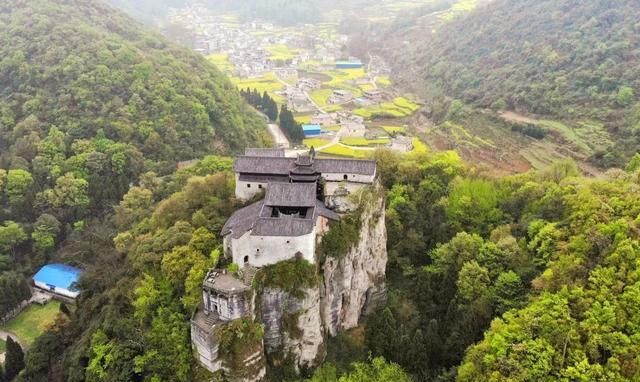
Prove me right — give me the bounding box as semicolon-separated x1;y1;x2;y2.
241;265;259;285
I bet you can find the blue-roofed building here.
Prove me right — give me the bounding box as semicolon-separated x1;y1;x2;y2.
302;124;322;137
33;264;82;299
335;61;364;69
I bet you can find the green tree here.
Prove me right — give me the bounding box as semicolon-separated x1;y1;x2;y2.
31;214;61;255
494;270;525;314
4;337;25;381
0;221;27;256
616;86;635;107
5;169;33;208
40;173;90;210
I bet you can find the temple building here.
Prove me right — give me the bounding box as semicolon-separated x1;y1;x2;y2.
233;149;376;201
221;182;339;267
191;150;377;378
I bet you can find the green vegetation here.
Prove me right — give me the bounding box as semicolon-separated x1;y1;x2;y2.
1;301;60;346
207;53;234;73
0;0;268;299
0;338;5;353
318;213;362;261
304;138;332;148
230;72;285;97
353;97;420;119
216;318;264;373
319;144;372;159
299;357;411;382
381;125;406;134
253;256;319;299
3;336;25;381
0;272;31;318
340;137;391;147
412;0;640;165
265;44;299;61
376;76;392;87
310;89;335;107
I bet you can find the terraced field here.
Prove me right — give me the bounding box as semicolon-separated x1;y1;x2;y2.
353;97;420;119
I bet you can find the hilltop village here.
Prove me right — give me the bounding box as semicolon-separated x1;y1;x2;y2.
190;149;386;380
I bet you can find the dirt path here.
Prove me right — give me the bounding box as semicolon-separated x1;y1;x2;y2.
499;110;539;125
0;330;26;349
0;329;26;363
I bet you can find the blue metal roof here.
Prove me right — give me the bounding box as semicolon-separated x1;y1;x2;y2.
33;264;82;291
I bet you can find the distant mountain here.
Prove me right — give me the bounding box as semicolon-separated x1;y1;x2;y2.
406;0;640;165
105;0;187;25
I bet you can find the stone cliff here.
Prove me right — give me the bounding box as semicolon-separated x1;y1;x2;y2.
320;188;387;336
257;185;387;372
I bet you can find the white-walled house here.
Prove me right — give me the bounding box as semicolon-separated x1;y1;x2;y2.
222;183;338;267
233;153;376;201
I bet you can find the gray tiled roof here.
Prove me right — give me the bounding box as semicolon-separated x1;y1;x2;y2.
233;155;376;176
264;183;317;207
314;158;376;175
244;148;286;157
238;174;290;183
221;199;340;239
221;201;264;239
251;216;315;237
314;200;340;221
233;156;293;175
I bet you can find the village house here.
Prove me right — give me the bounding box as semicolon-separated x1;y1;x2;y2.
364;90;384;102
297;78;322;91
311;113;336;126
390;135;414;153
286;88;314;112
329;89;354;104
342;121;366;137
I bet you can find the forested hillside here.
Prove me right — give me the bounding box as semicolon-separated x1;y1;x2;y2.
360;150;640;381
0;0;267;362
408;0;640;164
0;0;266;272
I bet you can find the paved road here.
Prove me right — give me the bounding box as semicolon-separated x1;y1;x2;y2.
267;123;290;148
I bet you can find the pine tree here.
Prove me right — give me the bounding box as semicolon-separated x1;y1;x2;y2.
4;337;25;381
0;363;6;382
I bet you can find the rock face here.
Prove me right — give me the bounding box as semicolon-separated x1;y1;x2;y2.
260;287;325;370
320;190;387;336
257;187;387;370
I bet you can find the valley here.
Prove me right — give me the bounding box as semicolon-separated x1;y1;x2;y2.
2;0;640;381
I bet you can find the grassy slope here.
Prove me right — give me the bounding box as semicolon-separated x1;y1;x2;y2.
1;301;61;346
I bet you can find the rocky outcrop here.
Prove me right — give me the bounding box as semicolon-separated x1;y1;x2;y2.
251;185;387;375
320;188;387;336
260;287;325;371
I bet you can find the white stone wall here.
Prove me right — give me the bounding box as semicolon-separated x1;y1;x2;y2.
230;229;317;267
203;290;247;321
190;322;222;372
34;281;79;299
320;172;375;184
235;174;267;200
